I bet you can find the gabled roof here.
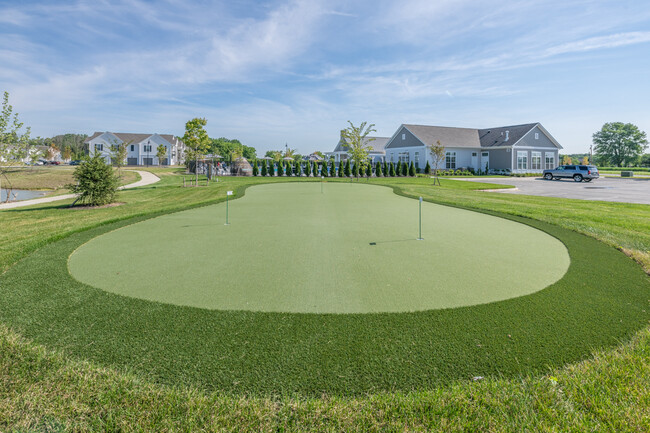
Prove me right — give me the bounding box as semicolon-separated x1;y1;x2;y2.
478;123;538;148
84;132;180;146
334;136;390;153
398;124;480;148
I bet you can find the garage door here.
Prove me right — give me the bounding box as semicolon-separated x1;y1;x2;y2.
127;158;138;166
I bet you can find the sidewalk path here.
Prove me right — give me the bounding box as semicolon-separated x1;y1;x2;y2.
0;170;160;210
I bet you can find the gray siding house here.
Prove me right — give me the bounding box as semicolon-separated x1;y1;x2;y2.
384;123;562;173
327;130;390;164
85;132;186;166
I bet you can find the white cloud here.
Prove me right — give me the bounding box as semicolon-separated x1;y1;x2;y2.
544;31;650;56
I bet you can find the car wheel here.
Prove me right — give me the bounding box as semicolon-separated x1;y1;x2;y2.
573;174;583;182
544;173;553;180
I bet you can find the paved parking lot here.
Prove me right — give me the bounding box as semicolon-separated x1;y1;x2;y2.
462;176;650;205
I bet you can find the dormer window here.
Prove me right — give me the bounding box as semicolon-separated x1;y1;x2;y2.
535;133;539;139
402;133;406;140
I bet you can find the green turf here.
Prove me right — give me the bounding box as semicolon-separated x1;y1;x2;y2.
1;181;648;396
68;183;569;313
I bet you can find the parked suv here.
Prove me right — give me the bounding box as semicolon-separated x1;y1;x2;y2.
543;165;599;182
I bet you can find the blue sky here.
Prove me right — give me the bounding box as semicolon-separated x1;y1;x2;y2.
1;0;649;155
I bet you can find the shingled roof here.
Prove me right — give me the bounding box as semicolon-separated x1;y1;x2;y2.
84;132;180;145
402;124;480;148
478;123;538;148
334;136;390;153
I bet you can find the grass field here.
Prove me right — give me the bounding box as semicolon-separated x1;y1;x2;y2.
68;182;568;313
0;166;139;191
1;170;650;431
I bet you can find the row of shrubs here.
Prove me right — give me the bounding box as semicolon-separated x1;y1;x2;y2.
252;160;428;177
598;166;650;172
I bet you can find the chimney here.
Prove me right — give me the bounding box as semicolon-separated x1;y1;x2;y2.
505;130;510;141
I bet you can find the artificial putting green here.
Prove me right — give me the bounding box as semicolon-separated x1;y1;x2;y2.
68;183;569;313
1;181;649;396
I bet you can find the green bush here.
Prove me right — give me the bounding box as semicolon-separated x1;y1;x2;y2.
375;161;382;177
353;163;360;178
261;161;268;176
68;154;119;206
409;162;416;177
366;163;372;177
344;159;351;177
330;160;336;178
294;160;300;176
321;162;328;177
424;161;431;174
338;162;343;177
306;160;311;176
252;162;258;176
401;162;408;176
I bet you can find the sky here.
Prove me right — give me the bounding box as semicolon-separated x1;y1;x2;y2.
1;0;649;155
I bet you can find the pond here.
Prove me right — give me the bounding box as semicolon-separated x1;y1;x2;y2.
0;188;48;202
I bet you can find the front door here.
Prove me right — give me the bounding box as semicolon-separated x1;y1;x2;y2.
481;152;489;171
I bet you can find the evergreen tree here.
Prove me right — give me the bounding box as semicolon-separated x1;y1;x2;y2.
312;162;318;176
390;162;396;177
286;160;293;176
353;163;360;177
366;163;372;177
338;162;343;177
409;161;416;176
395;162;401;176
383;162;388;177
424;161;431;175
306;160;312;176
68;154;119;206
375;161;382;177
252;162;259;176
402;161;408;176
330;160;336;178
344;159;351;177
321;162;328;177
261;161;268;176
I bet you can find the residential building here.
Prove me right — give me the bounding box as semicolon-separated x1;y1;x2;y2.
84;132;185;166
383;123;562;173
327;130;390;164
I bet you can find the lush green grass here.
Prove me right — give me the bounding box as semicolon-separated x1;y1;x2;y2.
1;179;648;397
1;171;649;430
68;182;568;313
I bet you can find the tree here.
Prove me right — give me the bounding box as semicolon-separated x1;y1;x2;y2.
321;162;328;177
427;140;445;186
366;162;372;178
0;91;31;165
261;161;268;176
640;154;650;167
375;161;382;177
383;161;388;177
306;159;312;176
593;122;648;167
401;161;408;176
286;160;293;176
294;160;300;176
68;154;119;206
389;162;396;177
265;150;283;162
424;161;431;175
62;146;72;162
341;121;375;181
344;159;351;177
183;118;210;184
252;161;259;176
209;137;256;161
395;161;402;176
109;141;128;178
156;144;168;166
330;160;336;178
561;155;572;165
312;162;318;177
409;161;416;177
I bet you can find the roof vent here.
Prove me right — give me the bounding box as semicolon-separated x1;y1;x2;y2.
505;130;510;141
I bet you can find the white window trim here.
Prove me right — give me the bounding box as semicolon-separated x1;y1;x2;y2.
517;151;528;170
531;151;542;170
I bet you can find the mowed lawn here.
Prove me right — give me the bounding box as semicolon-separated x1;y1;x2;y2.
1;165;139;191
68;182;568;313
1;170;650;431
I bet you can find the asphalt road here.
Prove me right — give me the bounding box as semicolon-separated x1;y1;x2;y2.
462;176;650;205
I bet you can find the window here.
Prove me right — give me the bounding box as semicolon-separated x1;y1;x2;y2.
94;143;103;151
535;132;539;140
130;145;135;151
414;152;420;169
471;152;477;157
517;151;528;170
111;144;119;151
545;153;555;170
390;154;394;163
445;151;456;169
531;152;541;170
398;152;409;164
144;145;152;152
401;133;406;140
482;152;488;157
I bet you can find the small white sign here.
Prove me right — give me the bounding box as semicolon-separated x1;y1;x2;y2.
227;191;233;196
419;196;423;202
